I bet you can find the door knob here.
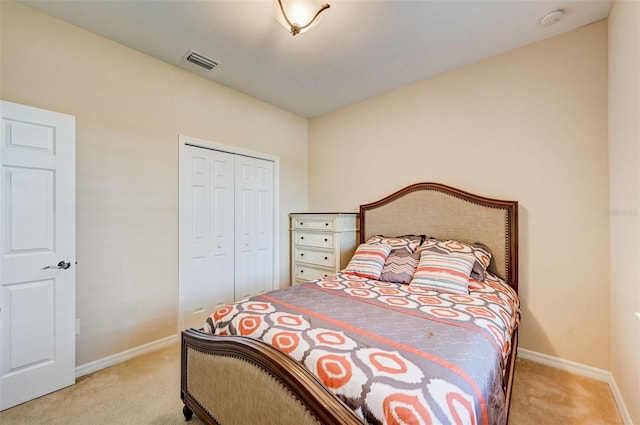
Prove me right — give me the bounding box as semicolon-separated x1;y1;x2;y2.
42;260;71;270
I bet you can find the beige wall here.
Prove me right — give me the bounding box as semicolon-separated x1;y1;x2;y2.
4;2;633;412
309;22;610;368
0;1;308;365
608;1;640;423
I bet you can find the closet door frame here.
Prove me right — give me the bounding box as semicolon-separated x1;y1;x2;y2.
178;135;280;332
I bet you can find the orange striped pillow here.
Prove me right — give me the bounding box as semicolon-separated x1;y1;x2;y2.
409;251;475;294
343;243;392;280
417;238;492;281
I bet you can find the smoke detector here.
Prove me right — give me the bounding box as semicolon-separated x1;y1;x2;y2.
183;50;219;71
540;9;565;27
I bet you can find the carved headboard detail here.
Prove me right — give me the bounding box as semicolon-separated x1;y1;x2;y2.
359;182;518;291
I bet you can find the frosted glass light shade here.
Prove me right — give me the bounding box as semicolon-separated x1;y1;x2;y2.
273;0;330;36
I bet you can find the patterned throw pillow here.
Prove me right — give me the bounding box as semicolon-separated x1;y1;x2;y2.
409;251;476;294
343;243;392;280
378;248;420;284
367;235;425;284
417;238;492;281
366;235;425;253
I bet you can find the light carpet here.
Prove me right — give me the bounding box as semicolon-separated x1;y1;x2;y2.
0;344;624;424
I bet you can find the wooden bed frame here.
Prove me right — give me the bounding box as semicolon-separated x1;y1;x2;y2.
181;182;519;425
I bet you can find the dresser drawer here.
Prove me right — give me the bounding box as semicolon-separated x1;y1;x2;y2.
294;247;335;267
294;231;334;248
292;216;335;231
294;264;333;282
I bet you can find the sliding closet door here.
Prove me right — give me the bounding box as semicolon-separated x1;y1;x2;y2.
181;146;235;330
234;155;274;300
181;139;277;329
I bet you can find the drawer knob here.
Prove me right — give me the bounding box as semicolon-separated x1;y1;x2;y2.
300;269;304;273
324;238;328;242
300;253;304;257
301;236;304;240
325;223;329;226
324;256;328;260
300;222;304;225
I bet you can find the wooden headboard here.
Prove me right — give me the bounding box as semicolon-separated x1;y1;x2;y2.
359;182;518;292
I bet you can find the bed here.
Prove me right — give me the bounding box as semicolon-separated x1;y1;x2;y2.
181;182;519;425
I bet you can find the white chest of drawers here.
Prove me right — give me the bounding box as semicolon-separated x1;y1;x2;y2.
290;213;359;284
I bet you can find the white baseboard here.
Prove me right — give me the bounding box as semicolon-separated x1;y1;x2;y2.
518;348;634;425
518;348;611;382
75;334;179;378
608;375;635;425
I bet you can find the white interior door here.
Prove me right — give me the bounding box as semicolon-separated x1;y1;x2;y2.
180;138;277;328
0;101;76;410
181;146;235;330
234;155;274;301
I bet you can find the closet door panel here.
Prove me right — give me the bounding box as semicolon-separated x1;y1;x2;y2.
183;146;210;330
209;150;235;305
234;156;274;300
182;147;235;329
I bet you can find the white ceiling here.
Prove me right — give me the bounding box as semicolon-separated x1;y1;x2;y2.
19;0;612;118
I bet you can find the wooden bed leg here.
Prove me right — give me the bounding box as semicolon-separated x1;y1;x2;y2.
183;404;193;421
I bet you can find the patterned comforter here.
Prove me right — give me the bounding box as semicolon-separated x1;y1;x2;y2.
204;272;520;425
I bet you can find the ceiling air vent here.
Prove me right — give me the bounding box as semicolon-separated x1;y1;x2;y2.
184;50;219;71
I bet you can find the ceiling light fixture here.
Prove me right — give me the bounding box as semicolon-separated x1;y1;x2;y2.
273;0;330;36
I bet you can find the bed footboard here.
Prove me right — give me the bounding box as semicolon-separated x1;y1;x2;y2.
181;329;364;425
